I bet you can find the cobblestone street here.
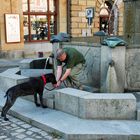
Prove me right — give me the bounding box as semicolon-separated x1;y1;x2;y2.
0;112;63;140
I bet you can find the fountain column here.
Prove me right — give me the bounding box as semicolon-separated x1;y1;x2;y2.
123;0;140;47
100;45;126;93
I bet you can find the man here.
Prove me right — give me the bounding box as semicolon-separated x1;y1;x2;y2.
55;47;86;89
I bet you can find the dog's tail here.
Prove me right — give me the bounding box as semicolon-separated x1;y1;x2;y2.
4;94;7;98
4;89;10;98
4;93;8;98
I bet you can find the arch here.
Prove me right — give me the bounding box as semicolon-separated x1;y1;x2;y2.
95;0;115;35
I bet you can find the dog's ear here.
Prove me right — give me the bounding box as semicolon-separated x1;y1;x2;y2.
49;53;54;58
46;73;57;84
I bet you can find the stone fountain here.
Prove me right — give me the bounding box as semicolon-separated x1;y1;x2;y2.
0;1;140;139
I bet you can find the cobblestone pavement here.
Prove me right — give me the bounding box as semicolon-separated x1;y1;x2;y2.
0;112;63;140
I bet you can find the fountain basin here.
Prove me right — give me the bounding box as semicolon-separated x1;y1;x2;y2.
55;88;136;120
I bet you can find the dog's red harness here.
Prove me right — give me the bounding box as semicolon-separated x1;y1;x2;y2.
41;75;47;86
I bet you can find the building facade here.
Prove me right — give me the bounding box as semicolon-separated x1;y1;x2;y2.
0;0;124;58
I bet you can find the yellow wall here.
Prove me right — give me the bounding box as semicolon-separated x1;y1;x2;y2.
58;0;67;33
70;0;124;37
0;0;124;52
0;0;24;51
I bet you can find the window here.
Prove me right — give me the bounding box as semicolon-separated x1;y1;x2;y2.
22;0;57;42
99;5;109;34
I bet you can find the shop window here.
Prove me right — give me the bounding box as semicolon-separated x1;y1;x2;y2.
22;0;57;42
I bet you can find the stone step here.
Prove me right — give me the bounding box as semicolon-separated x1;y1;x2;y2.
0;68;29;92
132;92;140;121
22;85;99;111
20;69;53;77
19;57;53;69
55;88;136;120
0;91;140;140
0;67;53;92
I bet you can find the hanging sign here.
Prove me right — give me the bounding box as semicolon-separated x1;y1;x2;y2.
5;14;20;43
85;7;94;25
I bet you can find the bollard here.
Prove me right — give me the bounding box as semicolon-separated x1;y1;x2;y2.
38;52;43;58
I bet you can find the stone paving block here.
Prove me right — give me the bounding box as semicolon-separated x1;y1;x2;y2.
55;88;90;116
79;93;136;120
0;68;29;92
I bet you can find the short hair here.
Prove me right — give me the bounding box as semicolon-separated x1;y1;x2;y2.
56;48;65;59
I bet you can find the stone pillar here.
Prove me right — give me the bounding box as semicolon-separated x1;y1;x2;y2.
123;0;140;47
0;0;24;58
100;46;126;93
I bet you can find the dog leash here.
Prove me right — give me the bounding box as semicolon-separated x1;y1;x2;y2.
42;57;56;91
44;86;55;91
44;57;49;69
41;74;56;91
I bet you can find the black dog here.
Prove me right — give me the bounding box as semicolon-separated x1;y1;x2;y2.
1;73;57;121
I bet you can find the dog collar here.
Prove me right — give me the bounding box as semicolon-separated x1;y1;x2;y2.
41;75;47;86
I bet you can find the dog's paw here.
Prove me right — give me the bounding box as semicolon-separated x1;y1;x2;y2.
4;117;9;121
42;105;47;108
1;113;4;117
36;103;41;107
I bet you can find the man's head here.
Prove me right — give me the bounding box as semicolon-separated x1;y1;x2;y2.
56;48;66;61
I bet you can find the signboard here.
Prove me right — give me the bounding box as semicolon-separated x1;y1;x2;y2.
5;14;20;43
85;7;94;18
85;7;94;25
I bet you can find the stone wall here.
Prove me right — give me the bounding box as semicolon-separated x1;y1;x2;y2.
53;42;101;88
53;42;140;92
125;48;140;91
123;0;140;47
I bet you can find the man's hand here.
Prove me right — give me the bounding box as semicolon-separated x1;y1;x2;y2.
54;80;61;88
53;84;57;88
57;80;61;87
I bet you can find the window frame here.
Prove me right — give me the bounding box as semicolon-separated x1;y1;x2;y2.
23;0;57;42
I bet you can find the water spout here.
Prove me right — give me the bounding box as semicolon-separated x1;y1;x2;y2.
106;60;120;93
109;60;115;67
